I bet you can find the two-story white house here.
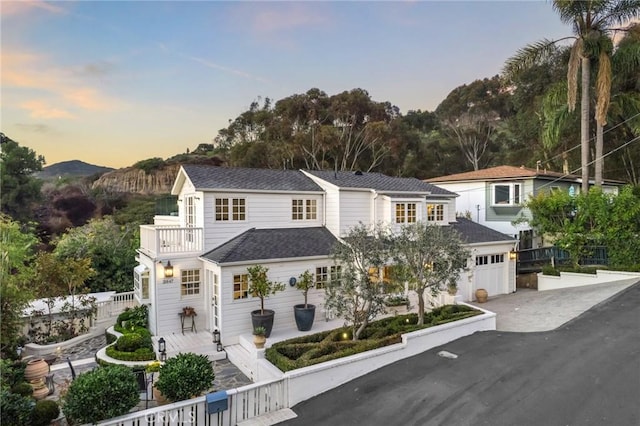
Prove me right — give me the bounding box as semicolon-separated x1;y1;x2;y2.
427;165;624;250
135;165;516;345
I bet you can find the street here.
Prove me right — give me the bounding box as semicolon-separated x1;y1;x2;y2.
284;283;640;426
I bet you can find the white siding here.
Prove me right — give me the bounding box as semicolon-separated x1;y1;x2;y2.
201;192;324;251
323;189;340;236
154;259;207;336
218;258;332;344
338;190;372;236
455;242;516;302
437;181;486;223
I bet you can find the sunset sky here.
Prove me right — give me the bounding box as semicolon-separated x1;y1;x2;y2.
1;1;570;169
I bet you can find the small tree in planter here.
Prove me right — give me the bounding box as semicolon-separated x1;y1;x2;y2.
247;265;284;337
294;270;316;331
154;353;214;402
62;365;138;425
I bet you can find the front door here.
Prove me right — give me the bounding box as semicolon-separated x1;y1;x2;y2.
207;270;220;332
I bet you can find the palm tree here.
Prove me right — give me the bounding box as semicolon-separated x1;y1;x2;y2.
504;0;640;193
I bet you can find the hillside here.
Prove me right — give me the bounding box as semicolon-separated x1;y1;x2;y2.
37;160;114;179
91;154;223;194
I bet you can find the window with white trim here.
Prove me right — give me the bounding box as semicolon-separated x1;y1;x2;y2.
491;183;522;206
216;198;245;221
395;203;417;223
134;269;149;300
315;266;328;289
316;265;341;289
181;269;200;296
233;274;249;300
292;199;317;220
427;204;444;222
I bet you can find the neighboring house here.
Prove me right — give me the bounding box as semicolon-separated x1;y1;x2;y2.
427;165;623;250
135;165;516;344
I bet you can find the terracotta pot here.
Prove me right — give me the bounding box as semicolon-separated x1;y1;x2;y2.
25;358;49;383
153;385;169;405
30;379;49;400
475;288;488;303
253;335;266;349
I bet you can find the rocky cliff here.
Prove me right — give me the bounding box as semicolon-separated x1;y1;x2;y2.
91;164;181;194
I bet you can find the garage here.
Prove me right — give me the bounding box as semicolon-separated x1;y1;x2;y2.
474;253;506;298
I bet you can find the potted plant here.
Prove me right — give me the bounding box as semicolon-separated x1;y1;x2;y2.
182;306;195;316
252;326;267;349
293;270;316;331
247;265;284;337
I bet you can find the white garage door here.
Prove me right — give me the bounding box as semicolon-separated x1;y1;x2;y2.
474;254;506;298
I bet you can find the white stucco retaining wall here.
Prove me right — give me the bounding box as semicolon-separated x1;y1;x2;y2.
282;306;496;406
537;270;640;291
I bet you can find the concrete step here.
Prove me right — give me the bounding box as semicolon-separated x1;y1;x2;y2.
224;344;255;381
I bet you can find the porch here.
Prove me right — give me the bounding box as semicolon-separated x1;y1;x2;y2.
139;225;203;257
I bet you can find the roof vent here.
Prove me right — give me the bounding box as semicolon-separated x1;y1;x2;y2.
354;170;363;176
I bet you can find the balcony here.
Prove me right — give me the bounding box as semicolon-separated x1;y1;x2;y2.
139;225;203;258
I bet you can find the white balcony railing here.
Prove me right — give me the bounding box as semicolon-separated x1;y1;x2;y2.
139;225;203;257
94;291;137;322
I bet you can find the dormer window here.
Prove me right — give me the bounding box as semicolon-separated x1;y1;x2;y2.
491;183;522;206
215;198;246;221
292;199;317;220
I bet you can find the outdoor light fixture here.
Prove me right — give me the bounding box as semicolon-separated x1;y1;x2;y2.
217;342;223;352
509;251;517;261
160;351;167;362
164;261;174;278
212;329;220;344
158;337;166;353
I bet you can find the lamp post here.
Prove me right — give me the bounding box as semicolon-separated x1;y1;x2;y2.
213;329;223;352
158;337;167;361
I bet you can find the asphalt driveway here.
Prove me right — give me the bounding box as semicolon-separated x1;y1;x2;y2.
283;281;640;426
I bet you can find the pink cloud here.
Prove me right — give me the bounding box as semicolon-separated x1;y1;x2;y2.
20;100;75;119
0;0;66;17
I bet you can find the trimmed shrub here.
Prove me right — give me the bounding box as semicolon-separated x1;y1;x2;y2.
154;353;214;402
31;400;60;426
10;382;33;397
116;333;146;352
266;306;481;372
116;305;149;329
105;345;156;362
62;365;139;425
0;388;33;426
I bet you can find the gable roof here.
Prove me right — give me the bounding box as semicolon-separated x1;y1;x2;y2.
449;217;515;244
427;165;579;183
179;165;323;192
201;227;338;264
304;170;455;196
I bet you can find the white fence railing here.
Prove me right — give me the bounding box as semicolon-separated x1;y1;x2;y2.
139;225;203;257
99;378;287;426
95;292;137;323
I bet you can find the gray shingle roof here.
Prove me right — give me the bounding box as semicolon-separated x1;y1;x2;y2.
305;170;455;196
449;217;515;244
201;227;338;264
182;165;323;192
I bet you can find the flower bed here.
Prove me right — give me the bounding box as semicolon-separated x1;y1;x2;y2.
266;304;481;372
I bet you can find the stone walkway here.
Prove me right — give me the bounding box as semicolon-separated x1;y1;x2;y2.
38;333;251;413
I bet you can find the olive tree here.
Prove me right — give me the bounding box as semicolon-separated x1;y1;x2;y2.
393;223;471;326
325;223;392;340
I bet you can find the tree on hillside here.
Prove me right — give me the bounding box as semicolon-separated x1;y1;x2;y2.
504;0;640;192
0;133;45;223
214;88;401;172
435;76;512;170
393;223;470;326
326;224;393;340
0;214;38;358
